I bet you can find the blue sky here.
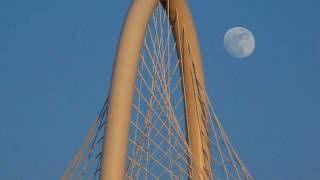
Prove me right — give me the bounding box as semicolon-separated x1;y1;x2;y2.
0;0;319;179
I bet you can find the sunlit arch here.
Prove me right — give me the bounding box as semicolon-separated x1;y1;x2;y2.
62;0;252;179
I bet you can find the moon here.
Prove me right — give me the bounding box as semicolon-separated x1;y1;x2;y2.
223;27;255;58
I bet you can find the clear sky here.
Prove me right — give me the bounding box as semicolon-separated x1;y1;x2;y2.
0;0;319;179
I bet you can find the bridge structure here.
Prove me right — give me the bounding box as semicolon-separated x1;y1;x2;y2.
62;0;252;179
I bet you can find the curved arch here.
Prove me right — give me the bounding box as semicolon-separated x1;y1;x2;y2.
100;0;209;179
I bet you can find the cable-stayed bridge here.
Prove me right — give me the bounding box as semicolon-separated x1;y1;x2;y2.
62;0;251;179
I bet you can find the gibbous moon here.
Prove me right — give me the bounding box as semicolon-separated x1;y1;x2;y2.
223;27;255;58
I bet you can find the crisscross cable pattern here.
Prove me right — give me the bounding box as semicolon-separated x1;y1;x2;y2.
62;2;252;179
